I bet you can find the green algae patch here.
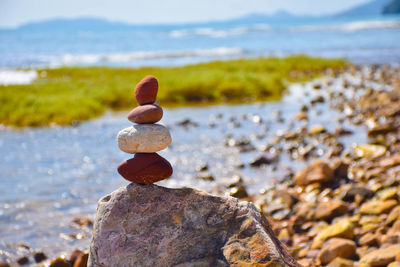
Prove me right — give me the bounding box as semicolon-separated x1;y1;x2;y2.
0;55;349;127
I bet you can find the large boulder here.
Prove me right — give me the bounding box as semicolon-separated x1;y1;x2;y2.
88;183;299;267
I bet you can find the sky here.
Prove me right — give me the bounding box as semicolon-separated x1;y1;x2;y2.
0;0;370;28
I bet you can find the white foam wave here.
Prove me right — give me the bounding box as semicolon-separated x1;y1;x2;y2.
0;70;37;86
59;47;245;66
169;20;400;38
169;24;271;38
290;20;400;32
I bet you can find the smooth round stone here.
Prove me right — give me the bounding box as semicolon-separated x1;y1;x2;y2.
117;124;171;153
128;104;163;124
117;153;173;184
135;75;158;105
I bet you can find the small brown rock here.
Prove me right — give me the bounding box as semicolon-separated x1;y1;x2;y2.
306;249;320;259
134;75;158;105
326;257;354;267
360;199;398;215
72;217;92;227
73;253;88;267
331;159;349;179
360;244;400;266
308;125;326;135
342;187;374;202
295;160;334;186
16;256;29;265
229;185;248;199
69;250;84;265
312;218;354;249
127;104;163;124
389;220;400;235
315;199;348;221
297;259;312;267
387;206;400;225
249;153;277;167
0;261;10;267
318;238;356;265
50;258;72;267
294;111;308;120
377;187;398;201
33;251;47;263
380;154;400;168
368;124;397;136
359;232;379;247
388;261;400;267
196;172;215;181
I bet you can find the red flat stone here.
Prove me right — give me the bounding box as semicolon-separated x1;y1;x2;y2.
117;153;173;184
127;104;163;124
134;75;158;105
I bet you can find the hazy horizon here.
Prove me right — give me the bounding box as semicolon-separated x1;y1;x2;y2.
0;0;370;28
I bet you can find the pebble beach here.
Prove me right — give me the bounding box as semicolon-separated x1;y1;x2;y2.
0;64;399;266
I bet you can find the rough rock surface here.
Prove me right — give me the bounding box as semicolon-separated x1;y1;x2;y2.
117;124;172;153
88;183;299;267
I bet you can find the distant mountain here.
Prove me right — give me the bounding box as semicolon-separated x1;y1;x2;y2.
383;0;400;14
17;17;135;31
10;0;400;32
334;0;392;17
230;10;305;23
13;12;306;31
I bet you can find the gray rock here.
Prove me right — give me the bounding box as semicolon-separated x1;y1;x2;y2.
88;183;299;267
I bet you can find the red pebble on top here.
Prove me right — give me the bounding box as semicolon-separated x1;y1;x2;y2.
134;75;158;105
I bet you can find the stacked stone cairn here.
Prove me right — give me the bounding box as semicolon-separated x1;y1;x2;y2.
117;75;173;184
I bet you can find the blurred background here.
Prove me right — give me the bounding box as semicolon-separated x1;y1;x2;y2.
1;0;400;70
0;0;400;266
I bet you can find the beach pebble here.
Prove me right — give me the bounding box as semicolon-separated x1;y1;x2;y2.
72;253;88;267
17;257;29;265
72;217;93;227
294;160;334;186
360;244;400;266
49;258;71;267
127;104;163;124
315;199;348;221
69;250;84;266
135;75;158;105
117;124;171;153
117;153;173;184
33;252;47;263
317;238;356;265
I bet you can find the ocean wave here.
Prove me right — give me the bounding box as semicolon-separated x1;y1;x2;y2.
169;24;271;38
0;70;37;85
58;47;245;66
290;20;400;32
169;20;400;38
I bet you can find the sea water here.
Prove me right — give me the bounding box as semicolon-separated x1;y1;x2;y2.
0;15;400;71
